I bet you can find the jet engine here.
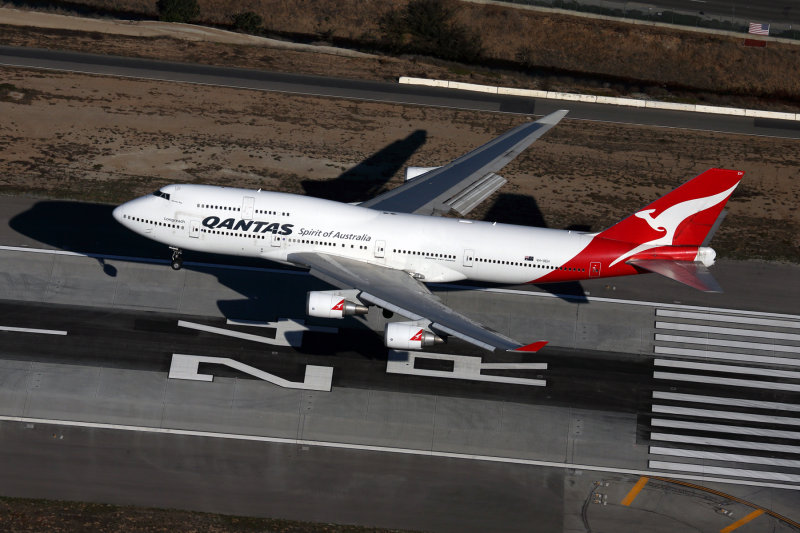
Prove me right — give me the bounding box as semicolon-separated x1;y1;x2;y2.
384;322;444;350
307;291;368;319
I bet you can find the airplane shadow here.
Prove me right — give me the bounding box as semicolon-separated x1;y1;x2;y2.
300;130;427;203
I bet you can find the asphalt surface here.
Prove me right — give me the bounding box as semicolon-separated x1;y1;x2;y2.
588;0;800;26
1;45;800;139
1;43;799;531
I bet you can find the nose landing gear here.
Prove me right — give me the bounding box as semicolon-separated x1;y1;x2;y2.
170;247;183;270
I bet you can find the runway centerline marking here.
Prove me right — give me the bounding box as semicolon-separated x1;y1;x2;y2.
0;325;67;335
1;415;798;491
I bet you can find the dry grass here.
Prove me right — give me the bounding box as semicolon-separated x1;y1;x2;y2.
13;0;800;108
0;496;419;532
1;67;798;262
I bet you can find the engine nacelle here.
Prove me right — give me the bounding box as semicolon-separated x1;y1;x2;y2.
405;166;441;181
384;322;444;350
307;291;368;319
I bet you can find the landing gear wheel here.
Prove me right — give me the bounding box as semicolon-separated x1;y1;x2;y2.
170;248;183;271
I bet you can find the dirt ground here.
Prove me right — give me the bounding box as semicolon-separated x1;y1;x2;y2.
1;67;798;262
0;496;416;532
2;4;800;113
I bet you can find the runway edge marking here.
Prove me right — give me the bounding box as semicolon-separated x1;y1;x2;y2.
1;415;799;491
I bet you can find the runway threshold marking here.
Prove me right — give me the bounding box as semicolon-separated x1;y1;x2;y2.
620;476;649;506
0;326;67;335
1;415;799;491
653;371;800;392
719;509;765;533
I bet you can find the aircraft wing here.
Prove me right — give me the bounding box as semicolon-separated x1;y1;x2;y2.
358;110;568;215
287;252;547;352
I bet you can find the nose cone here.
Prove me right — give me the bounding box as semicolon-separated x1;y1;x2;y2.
112;204;124;224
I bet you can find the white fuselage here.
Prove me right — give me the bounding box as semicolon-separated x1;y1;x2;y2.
113;184;597;284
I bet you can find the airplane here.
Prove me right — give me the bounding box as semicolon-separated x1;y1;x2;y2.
113;110;744;353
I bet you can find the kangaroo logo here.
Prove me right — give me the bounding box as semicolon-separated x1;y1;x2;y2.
609;184;738;267
331;299;345;311
410;329;424;341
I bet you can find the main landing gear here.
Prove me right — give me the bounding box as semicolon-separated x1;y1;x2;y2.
170;247;183;270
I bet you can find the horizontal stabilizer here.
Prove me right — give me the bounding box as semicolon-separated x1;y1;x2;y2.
627;259;723;293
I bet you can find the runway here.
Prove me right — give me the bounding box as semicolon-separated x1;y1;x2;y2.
1;45;800;530
1;45;800;139
2;201;800;530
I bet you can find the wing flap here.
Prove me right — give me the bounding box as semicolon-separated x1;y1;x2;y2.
287;252;545;351
359;110;568;215
627;259;723;293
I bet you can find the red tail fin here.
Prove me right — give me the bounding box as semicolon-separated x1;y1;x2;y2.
598;168;744;246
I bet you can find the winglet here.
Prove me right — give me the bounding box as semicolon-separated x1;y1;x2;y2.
514;341;548;352
538;109;569;125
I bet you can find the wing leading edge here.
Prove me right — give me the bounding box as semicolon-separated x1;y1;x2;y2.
287;252;546;352
359;110;569;215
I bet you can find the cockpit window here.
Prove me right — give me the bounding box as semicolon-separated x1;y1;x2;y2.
152;189;171;200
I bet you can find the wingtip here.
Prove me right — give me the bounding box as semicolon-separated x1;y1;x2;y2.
514;341;548;352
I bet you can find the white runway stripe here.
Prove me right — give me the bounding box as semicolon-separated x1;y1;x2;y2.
655;334;799;354
656;309;800;329
178;320;275;344
654;371;800;392
650;446;800;468
654;359;800;380
652;391;800;412
4;414;799;491
0;326;67;335
656;322;800;341
651;418;800;440
654;346;800;367
649;461;800;483
652;405;800;426
650;433;800;454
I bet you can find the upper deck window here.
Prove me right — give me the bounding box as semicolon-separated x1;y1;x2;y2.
151;189;171;200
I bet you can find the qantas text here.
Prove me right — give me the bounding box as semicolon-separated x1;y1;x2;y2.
202;216;293;235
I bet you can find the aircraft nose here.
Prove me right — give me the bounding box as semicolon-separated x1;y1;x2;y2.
112;204;123;223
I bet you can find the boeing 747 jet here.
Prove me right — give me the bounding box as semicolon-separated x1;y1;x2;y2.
114;110;744;352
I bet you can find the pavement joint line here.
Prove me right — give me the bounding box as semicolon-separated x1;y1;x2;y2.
654;359;800;380
654;371;800;392
2;414;800;491
0;325;67;335
3;245;799;321
652;391;800;412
